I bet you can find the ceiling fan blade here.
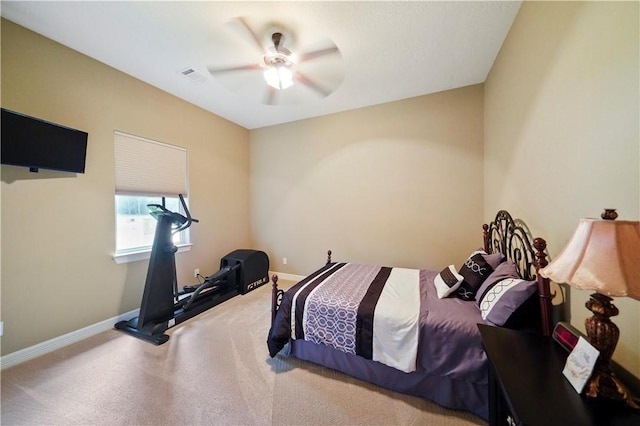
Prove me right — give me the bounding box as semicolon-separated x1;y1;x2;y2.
208;64;261;75
236;17;265;53
295;72;332;98
298;45;340;62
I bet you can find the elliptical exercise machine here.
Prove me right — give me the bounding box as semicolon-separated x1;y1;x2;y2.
115;194;269;344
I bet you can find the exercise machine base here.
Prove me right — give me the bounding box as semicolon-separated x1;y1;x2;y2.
115;288;238;345
115;249;269;345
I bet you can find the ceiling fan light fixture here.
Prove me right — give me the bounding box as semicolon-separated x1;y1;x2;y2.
264;65;293;90
208;22;342;103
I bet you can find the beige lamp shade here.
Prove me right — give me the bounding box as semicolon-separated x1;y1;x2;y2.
539;218;640;300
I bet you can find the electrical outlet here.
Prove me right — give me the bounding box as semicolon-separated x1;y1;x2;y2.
282;257;287;265
194;268;200;278
0;321;4;337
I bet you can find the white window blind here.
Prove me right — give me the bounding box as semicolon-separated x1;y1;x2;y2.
114;131;187;196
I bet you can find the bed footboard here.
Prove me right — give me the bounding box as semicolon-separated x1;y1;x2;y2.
271;275;284;324
271;250;333;326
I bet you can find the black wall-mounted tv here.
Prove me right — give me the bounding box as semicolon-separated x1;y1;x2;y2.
1;108;88;173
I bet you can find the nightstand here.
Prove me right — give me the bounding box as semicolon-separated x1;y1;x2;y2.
478;324;640;426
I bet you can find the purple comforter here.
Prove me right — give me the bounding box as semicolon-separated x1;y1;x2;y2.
267;262;487;382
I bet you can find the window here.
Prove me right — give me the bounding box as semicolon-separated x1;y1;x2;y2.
113;132;190;263
115;195;183;252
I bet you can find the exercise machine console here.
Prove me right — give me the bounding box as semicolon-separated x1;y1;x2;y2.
115;195;269;344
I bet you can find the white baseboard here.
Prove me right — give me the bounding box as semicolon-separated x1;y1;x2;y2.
0;309;139;370
1;272;305;370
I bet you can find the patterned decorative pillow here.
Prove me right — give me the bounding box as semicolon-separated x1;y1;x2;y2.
476;261;521;305
477;277;537;326
433;265;464;299
456;253;495;301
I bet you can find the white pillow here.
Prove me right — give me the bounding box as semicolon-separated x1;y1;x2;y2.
433;265;464;299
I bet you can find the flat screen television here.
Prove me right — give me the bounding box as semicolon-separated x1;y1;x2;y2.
1;108;88;173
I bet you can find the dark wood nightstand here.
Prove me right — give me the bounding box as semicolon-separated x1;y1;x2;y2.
478;324;640;426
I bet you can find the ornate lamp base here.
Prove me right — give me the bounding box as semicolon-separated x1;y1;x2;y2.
584;293;638;408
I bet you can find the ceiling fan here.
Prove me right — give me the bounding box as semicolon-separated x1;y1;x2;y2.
207;17;344;106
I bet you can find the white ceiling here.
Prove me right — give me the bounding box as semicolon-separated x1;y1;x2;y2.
1;1;521;130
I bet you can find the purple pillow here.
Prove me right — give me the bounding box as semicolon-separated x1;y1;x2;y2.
480;250;505;270
476;261;538;326
476;261;520;305
456;253;495;301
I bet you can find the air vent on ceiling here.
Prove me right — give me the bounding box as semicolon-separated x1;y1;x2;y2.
179;67;208;83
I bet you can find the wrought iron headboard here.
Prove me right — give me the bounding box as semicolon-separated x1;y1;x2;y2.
482;210;553;336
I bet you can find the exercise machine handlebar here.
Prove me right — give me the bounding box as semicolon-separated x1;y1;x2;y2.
147;194;198;235
174;194;198;234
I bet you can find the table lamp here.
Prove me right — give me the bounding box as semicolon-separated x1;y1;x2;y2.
539;209;640;408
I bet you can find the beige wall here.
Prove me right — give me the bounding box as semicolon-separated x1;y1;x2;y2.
485;1;639;375
1;20;251;355
251;85;484;275
3;1;639;380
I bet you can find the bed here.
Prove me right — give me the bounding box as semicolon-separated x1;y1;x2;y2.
267;210;554;420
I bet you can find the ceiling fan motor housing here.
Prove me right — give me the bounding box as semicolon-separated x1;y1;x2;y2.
264;32;294;69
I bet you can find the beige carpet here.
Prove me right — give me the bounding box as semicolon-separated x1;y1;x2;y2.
1;279;485;425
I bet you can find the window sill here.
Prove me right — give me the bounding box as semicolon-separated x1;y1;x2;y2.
112;243;193;264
